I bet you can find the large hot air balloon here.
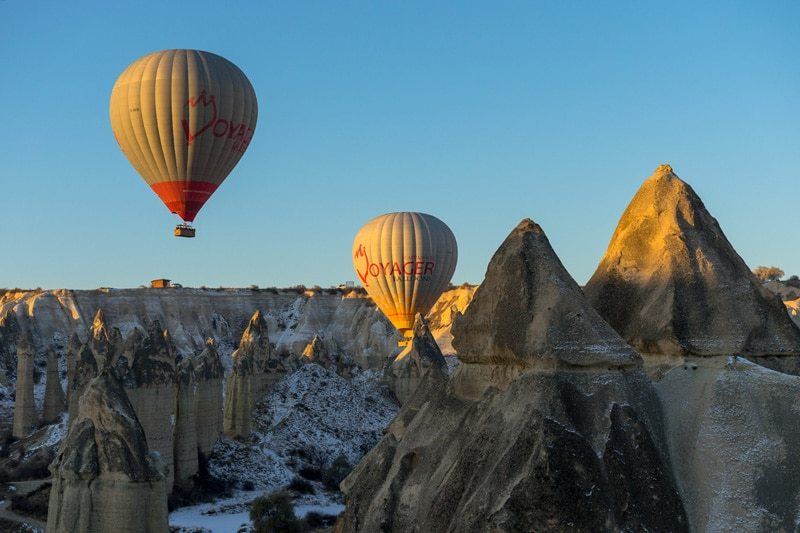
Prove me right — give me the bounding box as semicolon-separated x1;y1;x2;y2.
353;212;457;344
110;49;258;237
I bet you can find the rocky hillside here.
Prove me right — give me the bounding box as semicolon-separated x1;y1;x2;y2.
0;285;475;380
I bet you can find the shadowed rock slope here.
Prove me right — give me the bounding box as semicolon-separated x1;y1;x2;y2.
47;369;168;533
584;164;800;367
337;220;687;533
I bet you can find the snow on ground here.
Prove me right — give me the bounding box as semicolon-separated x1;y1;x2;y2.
24;413;67;458
170;490;345;533
181;363;398;530
209;364;398;490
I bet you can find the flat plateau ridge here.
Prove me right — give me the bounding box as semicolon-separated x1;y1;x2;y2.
0;286;476;370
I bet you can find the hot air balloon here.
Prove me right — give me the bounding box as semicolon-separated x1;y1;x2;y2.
110;50;258;238
353;212;457;345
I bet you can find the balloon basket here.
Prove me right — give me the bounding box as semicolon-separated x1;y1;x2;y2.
174;224;196;238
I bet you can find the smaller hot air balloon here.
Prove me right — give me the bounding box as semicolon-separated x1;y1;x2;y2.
353;212;457;345
109;49;258;237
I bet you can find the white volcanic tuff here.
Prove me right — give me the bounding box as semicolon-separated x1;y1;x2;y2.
0;288;464;370
210;364;398;489
426;285;477;354
656;356;800;531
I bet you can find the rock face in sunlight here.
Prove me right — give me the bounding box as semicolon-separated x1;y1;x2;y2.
337;220;687;532
386;314;446;405
12;331;37;438
224;311;294;439
47;369;168;533
42;348;66;423
584;165;800;531
584;164;800;372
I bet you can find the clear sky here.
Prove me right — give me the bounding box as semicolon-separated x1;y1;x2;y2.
1;1;798;289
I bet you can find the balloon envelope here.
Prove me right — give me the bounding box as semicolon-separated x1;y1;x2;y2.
352;212;457;338
110;49;258;222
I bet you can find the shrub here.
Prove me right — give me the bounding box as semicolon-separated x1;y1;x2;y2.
10;482;50;521
250;491;302;533
286;477;315;495
753;266;785;283
242;479;255;491
323;455;351;490
305;511;338;528
298;465;323;481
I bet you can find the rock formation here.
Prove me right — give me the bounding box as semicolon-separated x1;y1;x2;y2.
0;310;21;381
42;348;66;423
224;310;290;439
337;220;687;532
584;164;800;372
119;321;177;491
67;337;98;423
12;331;37;438
193;338;225;456
173;357;198;489
47;369;169;533
302;334;355;377
386;314;446;404
584;165;800;529
65;333;81;397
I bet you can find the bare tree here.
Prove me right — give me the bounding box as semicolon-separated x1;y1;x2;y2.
753;266;785;283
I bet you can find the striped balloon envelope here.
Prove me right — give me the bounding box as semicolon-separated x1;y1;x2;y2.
353;212;458;343
110;49;257;235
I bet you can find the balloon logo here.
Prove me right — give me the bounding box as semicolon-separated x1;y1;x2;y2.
109;49;258;237
353;212;457;343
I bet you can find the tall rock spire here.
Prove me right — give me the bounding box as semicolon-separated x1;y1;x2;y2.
42;348;66;423
224;310;288;438
584;164;800;359
12;331;37;438
193;338;225;456
47;369;168;532
453;219;640;368
387;314;446;404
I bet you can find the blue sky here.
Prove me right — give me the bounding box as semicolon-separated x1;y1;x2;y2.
1;1;798;289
